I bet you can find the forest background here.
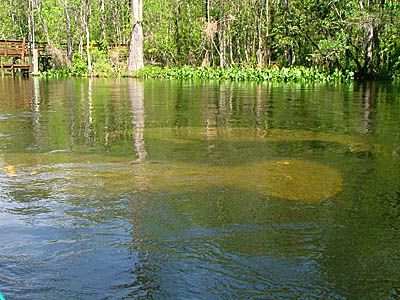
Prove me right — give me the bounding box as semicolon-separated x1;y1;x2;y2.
1;0;400;80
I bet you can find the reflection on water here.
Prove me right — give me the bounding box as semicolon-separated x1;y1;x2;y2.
129;80;147;162
0;78;400;299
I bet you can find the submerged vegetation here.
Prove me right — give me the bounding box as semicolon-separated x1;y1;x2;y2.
2;1;400;80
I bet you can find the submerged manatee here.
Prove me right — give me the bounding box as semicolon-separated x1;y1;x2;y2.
1;152;342;203
144;127;374;151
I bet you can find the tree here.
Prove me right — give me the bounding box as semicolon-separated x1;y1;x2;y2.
128;0;144;71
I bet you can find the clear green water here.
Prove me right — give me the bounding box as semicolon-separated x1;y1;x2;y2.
0;78;399;299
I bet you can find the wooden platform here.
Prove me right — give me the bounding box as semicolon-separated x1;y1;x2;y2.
1;63;30;70
0;39;27;59
0;39;50;74
0;39;29;74
1;39;127;75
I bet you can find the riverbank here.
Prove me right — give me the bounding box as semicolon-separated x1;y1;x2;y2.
129;66;354;83
40;66;354;83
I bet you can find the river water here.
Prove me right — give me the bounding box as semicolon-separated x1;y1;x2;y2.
0;77;399;299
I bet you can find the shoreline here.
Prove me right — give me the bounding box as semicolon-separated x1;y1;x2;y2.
38;65;355;83
5;65;396;83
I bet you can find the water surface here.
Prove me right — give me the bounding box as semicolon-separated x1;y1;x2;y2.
0;78;400;299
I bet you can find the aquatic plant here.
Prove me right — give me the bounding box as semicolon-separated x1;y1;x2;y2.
40;65;354;83
129;66;354;83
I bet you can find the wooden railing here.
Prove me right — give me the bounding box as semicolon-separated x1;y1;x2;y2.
0;40;49;58
0;39;28;59
0;39;30;73
0;39;127;74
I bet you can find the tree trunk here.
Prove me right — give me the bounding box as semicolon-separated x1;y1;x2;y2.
38;1;50;45
85;0;92;74
265;0;271;66
218;4;226;68
228;22;234;65
28;0;36;51
363;19;379;77
64;6;72;67
128;0;144;71
365;23;374;73
256;11;263;67
100;0;107;44
202;0;212;67
174;2;182;64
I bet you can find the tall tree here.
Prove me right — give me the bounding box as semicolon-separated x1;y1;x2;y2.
128;0;144;71
64;3;73;67
84;0;92;74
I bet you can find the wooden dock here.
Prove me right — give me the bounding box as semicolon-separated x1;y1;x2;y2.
0;39;48;75
1;40;128;75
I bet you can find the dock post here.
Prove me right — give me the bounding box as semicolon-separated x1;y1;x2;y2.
22;38;26;61
32;49;39;76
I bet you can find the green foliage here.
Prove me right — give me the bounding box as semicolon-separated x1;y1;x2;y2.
91;48;115;77
71;55;89;76
2;0;400;80
131;66;353;83
40;68;71;78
